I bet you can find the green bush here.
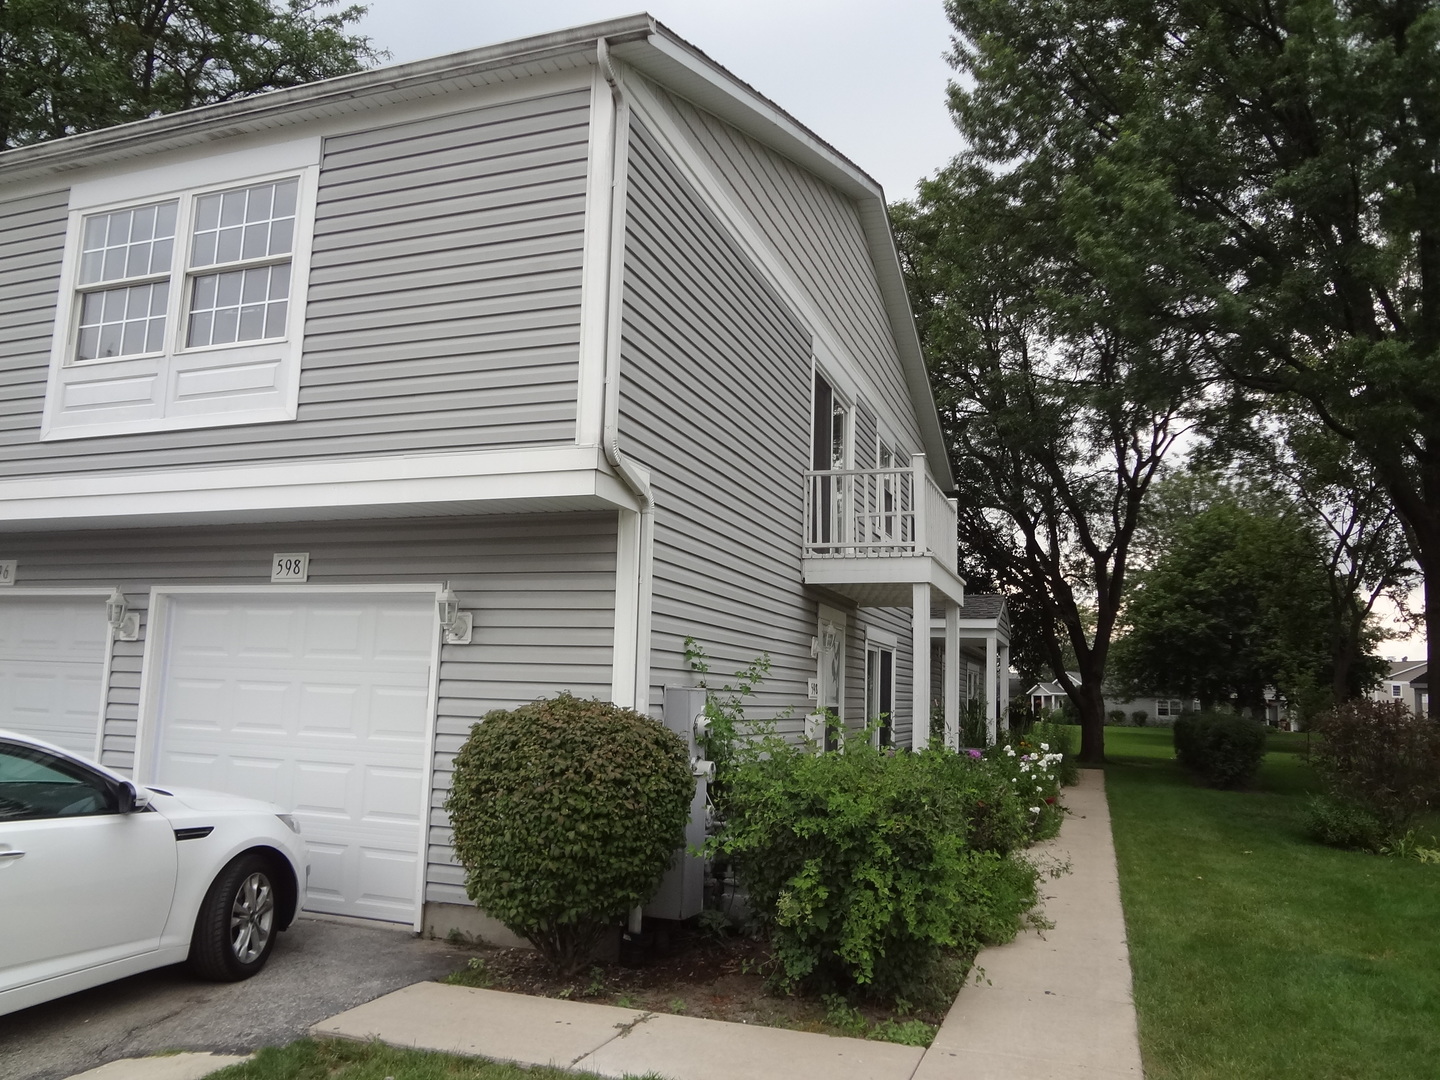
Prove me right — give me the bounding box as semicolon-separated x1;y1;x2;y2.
1029;718;1080;787
1310;699;1440;839
1172;711;1267;789
1304;794;1385;851
1130;710;1149;727
714;736;1039;1000
445;693;693;976
1108;709;1127;724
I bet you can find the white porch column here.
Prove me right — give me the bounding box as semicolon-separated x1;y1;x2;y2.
944;601;960;750
998;641;1010;735
912;582;931;749
985;630;998;745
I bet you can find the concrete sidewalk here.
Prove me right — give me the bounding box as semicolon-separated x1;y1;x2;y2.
308;768;1144;1080
915;767;1144;1080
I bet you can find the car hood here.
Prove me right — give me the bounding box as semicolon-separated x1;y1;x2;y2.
143;785;289;816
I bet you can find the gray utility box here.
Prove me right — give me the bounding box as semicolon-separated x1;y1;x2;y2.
644;686;711;921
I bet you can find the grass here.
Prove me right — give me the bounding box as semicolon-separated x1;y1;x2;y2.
1104;726;1440;1080
206;1038;654;1080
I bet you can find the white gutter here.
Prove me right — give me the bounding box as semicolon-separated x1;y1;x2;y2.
596;38;656;718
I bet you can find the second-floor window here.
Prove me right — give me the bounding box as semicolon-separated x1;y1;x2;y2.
42;145;319;442
73;178;298;364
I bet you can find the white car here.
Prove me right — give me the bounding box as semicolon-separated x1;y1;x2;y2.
0;730;308;1017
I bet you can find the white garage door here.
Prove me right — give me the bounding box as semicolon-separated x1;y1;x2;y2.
150;593;435;924
0;596;106;756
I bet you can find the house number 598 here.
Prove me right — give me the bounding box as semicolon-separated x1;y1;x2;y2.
271;552;310;582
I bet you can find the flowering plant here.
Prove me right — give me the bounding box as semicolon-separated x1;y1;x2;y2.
986;740;1065;839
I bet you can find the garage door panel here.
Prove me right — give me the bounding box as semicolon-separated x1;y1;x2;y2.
152;593;435;924
299;683;364;733
356;846;421;914
370;685;431;741
293;760;353;817
363;765;425;823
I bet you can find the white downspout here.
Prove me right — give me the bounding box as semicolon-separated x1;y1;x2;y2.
598;41;658;941
596;37;656;717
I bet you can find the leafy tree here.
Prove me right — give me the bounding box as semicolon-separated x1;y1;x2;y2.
1112;494;1347;714
0;0;383;149
893;158;1199;763
1223;413;1413;699
942;0;1440;711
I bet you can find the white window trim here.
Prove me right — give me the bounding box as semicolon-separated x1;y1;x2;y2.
42;137;321;441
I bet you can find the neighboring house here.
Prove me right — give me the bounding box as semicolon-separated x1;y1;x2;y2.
1106;694;1199;726
0;16;972;941
1029;674;1080;715
1371;658;1429;716
1028;672;1196;725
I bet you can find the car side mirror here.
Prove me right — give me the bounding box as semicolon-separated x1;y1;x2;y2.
116;780;151;814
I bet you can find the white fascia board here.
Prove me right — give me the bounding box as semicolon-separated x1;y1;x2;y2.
0;446;640;527
0;16;655;185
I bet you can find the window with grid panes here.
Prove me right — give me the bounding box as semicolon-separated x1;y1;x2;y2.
43;158;316;441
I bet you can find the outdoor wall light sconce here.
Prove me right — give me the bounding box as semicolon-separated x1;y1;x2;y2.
437;583;473;645
106;587;140;642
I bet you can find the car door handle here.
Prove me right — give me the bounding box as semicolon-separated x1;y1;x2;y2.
0;849;24;860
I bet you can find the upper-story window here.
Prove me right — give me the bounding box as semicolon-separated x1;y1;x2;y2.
42;139;319;441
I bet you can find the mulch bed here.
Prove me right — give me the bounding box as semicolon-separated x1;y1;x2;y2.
447;922;957;1039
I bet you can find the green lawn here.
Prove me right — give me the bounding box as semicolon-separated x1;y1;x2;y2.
207;1039;645;1080
1104;726;1440;1080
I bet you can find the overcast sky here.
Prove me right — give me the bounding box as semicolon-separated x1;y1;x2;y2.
354;1;963;202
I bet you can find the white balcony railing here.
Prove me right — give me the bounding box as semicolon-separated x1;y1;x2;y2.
803;454;958;575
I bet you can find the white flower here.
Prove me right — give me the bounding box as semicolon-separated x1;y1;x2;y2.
1040;742;1050;751
1029;806;1041;814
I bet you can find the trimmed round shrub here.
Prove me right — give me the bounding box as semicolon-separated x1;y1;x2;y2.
1173;711;1267;789
445;693;692;975
1108;709;1127;724
1130;710;1149;727
1310;699;1440;839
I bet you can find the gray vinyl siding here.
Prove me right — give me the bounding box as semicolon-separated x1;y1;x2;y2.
648;84;923;454
0;511;617;907
619;116;819;733
0;190;66;431
0;89;591;477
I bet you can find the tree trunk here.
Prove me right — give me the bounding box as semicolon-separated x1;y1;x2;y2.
1426;567;1437;720
1073;677;1108;763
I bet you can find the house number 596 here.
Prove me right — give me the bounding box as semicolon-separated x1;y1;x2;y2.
271;552;310;582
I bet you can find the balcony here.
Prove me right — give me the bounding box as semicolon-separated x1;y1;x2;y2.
801;454;965;607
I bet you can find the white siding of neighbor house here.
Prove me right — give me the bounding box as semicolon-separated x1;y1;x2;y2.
0;512;617;907
646;83;924;456
619;116;820;735
0;89;592;478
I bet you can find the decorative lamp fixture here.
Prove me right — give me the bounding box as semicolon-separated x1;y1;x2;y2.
106;587;140;642
437;583;472;645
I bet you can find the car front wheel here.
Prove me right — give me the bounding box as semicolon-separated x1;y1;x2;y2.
189;852;279;981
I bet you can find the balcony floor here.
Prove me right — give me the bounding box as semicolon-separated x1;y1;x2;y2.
802;553;966;608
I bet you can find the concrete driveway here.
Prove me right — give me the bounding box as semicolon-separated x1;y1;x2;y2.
2;917;468;1080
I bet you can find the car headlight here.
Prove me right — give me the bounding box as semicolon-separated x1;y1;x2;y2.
276;813;301;834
